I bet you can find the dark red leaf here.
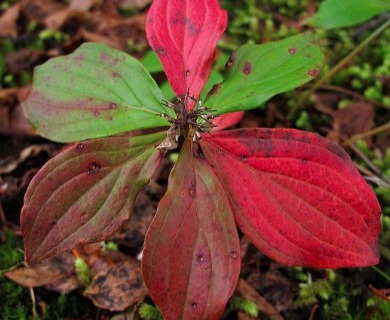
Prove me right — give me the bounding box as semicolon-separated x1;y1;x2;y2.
201;128;381;268
142;138;240;320
21;132;165;263
146;0;227;101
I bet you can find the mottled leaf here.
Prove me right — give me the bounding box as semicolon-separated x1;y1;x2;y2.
201;128;381;268
22;43;171;142
146;0;227;100
204;34;324;114
142;138;240;320
305;0;390;30
85;257;147;311
21;131;165;263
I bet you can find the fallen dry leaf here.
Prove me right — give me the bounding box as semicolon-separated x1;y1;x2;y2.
332;102;374;142
5;253;78;294
6;49;46;74
70;0;100;11
0;2;21;37
314;94;374;143
21;0;66;22
85;255;147;311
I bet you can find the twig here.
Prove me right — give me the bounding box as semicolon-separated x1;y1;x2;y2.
368;284;390;301
0;201;7;241
318;84;390;110
349;144;383;177
29;287;38;319
372;266;390;283
308;304;319;320
342;122;390;148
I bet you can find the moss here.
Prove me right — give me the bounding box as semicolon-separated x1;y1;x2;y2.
0;231;31;319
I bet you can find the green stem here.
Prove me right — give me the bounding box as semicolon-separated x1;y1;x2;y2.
372;266;390;283
288;18;390;120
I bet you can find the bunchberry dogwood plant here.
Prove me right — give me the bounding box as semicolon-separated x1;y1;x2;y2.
21;0;381;319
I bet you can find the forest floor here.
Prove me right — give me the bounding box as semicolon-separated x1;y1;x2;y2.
1;0;390;319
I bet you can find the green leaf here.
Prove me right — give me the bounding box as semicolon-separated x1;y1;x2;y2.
22;43;172;143
305;0;390;30
204;34;324;115
21;131;165;263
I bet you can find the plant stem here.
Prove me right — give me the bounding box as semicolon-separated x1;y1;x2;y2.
288;18;390;120
372;266;390;283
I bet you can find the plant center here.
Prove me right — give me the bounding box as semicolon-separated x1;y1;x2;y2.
157;94;215;151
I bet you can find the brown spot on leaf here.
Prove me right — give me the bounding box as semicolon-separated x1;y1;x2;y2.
76;144;84;151
197;255;205;262
100;53;108;62
112;72;120;78
226;51;236;68
307;68;321;78
242;61;252;75
230;251;238;259
188;180;196;197
73;53;85;63
288;47;296;54
88;162;100;175
109;103;118;109
93;110;100;117
156;47;166;56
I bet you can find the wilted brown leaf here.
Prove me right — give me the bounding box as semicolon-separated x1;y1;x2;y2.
5;253;78;294
6;49;46;74
314;93;374;143
0;3;21;37
44;0;100;30
332;102;374;141
85;255;147;311
21;0;66;22
79;14;146;52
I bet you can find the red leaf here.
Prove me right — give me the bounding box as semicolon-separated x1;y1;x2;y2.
146;0;227;101
201;128;381;268
212;111;244;131
142;138;240;320
21;132;165;263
